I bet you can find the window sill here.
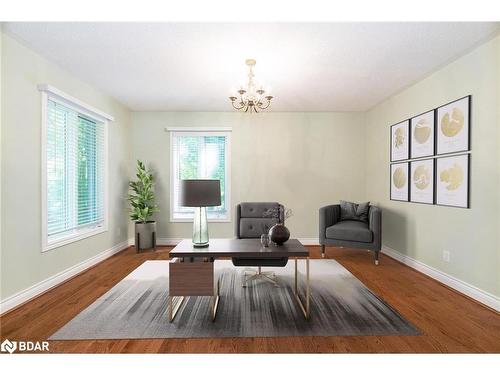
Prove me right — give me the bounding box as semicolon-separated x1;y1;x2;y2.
43;225;108;252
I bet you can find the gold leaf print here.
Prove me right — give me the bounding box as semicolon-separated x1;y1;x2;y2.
414;119;431;144
413;165;430;190
393;167;406;189
440;163;463;190
441;107;464;137
394;127;406;149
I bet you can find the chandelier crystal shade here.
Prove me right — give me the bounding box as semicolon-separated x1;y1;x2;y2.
229;59;273;113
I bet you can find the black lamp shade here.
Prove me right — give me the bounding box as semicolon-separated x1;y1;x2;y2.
179;179;221;207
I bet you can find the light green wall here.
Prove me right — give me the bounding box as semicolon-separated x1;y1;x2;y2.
0;26;3;293
130;112;366;239
1;29;498;306
497;36;500;284
365;35;500;297
0;34;131;300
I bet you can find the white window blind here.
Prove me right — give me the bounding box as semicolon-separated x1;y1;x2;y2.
171;130;230;221
45;98;106;247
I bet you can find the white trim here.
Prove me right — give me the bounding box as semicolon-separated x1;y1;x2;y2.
133;237;319;246
382;245;500;312
45;226;107;251
40;89;110;252
133;238;320;246
158;238;318;246
169;128;232;223
297;238;320;246
40;91;48;251
37;84;114;121
165;127;232;132
156;238;185;246
0;240;130;315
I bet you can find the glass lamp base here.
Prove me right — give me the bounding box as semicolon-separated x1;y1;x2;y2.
193;242;209;248
192;206;209;247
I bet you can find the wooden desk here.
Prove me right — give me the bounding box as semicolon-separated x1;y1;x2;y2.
168;239;311;321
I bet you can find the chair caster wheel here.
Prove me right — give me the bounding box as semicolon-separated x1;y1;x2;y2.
321;253;325;258
375;260;379;266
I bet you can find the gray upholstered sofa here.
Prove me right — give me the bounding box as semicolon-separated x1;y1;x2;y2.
319;204;382;264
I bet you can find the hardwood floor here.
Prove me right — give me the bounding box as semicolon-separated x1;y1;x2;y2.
1;246;499;353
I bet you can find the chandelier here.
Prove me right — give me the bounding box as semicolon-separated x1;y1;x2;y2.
229;59;273;113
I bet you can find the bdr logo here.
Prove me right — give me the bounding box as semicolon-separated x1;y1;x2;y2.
1;339;17;354
1;339;49;353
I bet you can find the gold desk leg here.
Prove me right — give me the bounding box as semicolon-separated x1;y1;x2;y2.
306;256;310;316
211;275;220;321
294;258;298;293
294;257;310;320
168;295;185;322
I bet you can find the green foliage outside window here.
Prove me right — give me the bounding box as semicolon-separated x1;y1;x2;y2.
177;136;226;215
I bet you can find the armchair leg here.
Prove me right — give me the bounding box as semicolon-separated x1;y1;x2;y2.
374;251;380;265
321;245;325;258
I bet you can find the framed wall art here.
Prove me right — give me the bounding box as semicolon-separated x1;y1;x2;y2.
436;96;471;155
436;154;470;208
390;162;409;202
390;120;410;162
410;110;435;159
410;158;434;205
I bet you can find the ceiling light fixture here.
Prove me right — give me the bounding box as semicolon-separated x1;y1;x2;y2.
229;59;273;113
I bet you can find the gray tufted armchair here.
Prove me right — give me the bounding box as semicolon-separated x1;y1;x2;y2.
233;202;287;286
319;204;382;264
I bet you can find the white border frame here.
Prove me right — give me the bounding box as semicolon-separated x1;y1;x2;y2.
390;162;409;202
410;109;435;159
39;85;112;252
436;95;471;156
390;120;410;162
409;158;435;205
435;153;470;209
168;127;232;223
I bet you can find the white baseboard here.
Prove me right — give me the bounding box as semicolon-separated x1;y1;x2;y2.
157;238;185;246
297;238;320;246
382;245;500;312
0;240;130;315
134;237;321;246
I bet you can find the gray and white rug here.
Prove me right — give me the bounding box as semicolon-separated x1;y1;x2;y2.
50;260;418;339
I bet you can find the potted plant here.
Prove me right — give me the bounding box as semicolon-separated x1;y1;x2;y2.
128;160;159;251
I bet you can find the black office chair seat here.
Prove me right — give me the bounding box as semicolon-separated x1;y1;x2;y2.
231;257;288;267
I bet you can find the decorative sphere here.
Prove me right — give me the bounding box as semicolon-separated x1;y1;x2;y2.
268;223;290;246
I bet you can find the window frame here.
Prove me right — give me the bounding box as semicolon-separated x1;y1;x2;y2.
39;84;113;252
168;127;232;223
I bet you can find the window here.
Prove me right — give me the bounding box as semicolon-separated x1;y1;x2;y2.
170;128;231;221
40;85;112;251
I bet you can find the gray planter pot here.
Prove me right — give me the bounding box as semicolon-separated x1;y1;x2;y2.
135;221;157;251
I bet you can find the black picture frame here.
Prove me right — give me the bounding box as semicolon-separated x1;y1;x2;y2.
410;109;436;159
390;162;410;202
435;153;470;209
390;120;410;162
409;158;435;205
436;95;471;156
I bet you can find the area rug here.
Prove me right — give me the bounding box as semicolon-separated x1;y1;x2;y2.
50;260;418;339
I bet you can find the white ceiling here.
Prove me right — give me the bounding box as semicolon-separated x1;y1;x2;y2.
4;22;499;112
